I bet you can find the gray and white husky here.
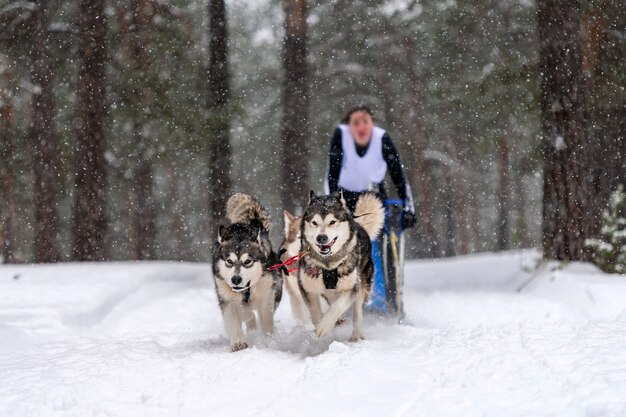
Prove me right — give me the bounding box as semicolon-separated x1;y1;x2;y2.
299;191;384;341
212;193;282;351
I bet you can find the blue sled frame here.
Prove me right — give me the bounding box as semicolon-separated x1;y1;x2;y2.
366;199;406;320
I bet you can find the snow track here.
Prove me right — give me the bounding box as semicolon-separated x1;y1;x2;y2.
2;252;626;417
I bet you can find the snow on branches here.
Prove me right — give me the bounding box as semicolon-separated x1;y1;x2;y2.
586;185;626;274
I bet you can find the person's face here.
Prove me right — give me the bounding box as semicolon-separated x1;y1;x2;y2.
348;111;374;146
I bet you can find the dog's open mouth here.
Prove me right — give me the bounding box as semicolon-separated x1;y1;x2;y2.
231;282;251;293
316;237;337;256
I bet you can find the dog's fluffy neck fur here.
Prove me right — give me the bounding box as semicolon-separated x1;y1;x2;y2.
303;224;357;271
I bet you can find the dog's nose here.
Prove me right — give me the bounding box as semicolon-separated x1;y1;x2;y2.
231;275;242;286
316;234;329;245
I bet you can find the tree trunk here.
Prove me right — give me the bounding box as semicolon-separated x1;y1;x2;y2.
453;169;470;255
590;103;626;221
580;12;607;79
124;177;137;258
443;171;456;257
538;0;591;261
132;160;156;259
207;0;231;227
514;171;531;248
129;125;157;260
468;179;481;251
608;104;626;189
128;0;156;260
581;9;624;232
31;0;61;263
0;102;17;264
446;138;472;255
165;156;190;261
403;36;437;257
281;0;309;214
72;0;109;261
496;137;510;251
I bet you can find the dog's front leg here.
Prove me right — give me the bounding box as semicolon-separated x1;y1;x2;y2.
305;293;323;326
257;295;275;335
315;291;356;338
286;274;311;324
299;269;324;326
244;308;257;332
349;288;367;341
221;302;247;351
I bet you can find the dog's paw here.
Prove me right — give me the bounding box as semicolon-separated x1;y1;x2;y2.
335;317;346;327
231;341;248;352
315;318;335;338
348;333;365;342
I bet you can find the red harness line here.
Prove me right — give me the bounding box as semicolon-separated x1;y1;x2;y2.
267;251;308;274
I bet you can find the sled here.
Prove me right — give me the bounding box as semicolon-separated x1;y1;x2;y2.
367;200;406;320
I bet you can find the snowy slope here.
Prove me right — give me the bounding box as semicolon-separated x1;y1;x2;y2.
2;251;626;417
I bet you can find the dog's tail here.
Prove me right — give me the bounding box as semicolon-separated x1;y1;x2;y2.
226;193;271;232
353;193;385;240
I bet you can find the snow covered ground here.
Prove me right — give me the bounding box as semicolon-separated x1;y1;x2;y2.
2;251;626;417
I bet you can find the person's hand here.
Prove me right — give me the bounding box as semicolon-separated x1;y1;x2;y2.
402;210;417;229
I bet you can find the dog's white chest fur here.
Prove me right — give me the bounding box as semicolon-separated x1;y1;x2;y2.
248;274;274;303
299;265;357;294
335;269;358;291
300;269;326;293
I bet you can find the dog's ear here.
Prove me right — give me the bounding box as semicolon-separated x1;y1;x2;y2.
309;190;316;203
284;210;294;234
256;228;262;244
338;189;347;209
217;225;226;243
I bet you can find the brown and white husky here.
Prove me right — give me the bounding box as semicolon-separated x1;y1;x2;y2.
299;191;384;341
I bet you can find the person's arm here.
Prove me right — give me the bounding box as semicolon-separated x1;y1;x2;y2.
382;133;417;228
327;127;343;195
382;133;414;212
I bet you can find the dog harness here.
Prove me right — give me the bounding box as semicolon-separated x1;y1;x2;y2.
322;269;339;289
301;262;339;290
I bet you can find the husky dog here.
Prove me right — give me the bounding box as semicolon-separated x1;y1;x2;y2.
281;211;310;324
213;193;282;351
299;191;384;341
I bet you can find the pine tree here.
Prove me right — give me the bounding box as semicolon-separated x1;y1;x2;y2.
207;0;232;227
497;137;511;250
538;0;591;261
31;0;61;262
128;0;156;260
281;0;309;214
586;185;626;273
0;100;17;263
72;0;109;261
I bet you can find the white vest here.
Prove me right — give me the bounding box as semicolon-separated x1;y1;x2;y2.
337;124;387;192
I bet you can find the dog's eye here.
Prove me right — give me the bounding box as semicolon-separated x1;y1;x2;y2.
225;259;234;266
329;220;336;225
311;221;318;226
243;259;253;267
